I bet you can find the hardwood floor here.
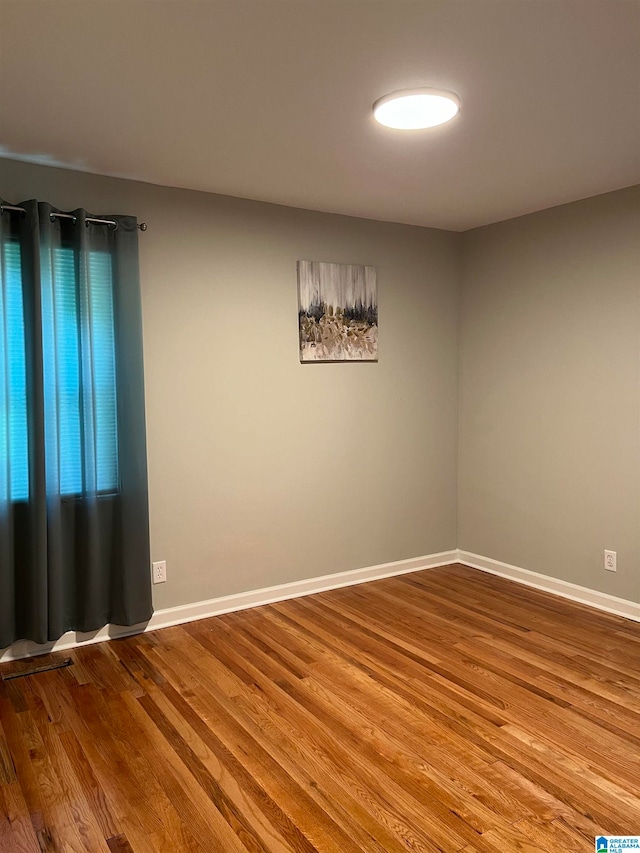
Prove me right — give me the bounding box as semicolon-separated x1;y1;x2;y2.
1;563;639;852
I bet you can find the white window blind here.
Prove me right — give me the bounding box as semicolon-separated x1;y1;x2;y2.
0;240;118;500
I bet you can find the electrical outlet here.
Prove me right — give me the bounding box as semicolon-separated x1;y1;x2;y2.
604;550;617;573
152;560;167;584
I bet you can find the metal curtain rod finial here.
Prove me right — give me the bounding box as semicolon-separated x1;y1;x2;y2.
0;203;147;231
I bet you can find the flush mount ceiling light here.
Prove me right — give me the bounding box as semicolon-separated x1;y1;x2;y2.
373;88;460;130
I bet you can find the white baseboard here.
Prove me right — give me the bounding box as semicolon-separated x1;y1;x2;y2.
456;550;640;622
3;547;637;663
1;550;457;662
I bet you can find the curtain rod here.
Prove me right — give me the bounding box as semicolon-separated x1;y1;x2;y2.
0;203;147;231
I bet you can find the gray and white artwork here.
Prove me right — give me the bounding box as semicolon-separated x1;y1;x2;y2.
297;260;378;362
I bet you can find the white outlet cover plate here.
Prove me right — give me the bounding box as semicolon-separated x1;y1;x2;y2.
604;550;617;572
152;561;167;583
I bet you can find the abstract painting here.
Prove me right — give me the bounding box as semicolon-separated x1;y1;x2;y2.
297;260;378;362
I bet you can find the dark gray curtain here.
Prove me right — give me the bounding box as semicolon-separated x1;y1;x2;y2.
0;199;152;647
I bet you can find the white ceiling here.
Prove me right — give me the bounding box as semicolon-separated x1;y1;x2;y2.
1;0;639;231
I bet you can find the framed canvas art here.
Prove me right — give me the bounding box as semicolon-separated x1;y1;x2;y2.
297;260;378;362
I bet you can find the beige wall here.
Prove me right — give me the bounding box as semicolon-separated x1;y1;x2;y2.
459;187;640;602
0;159;460;610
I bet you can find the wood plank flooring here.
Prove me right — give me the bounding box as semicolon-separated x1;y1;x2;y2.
1;563;639;852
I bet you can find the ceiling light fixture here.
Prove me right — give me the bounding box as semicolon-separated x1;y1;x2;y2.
373;88;460;130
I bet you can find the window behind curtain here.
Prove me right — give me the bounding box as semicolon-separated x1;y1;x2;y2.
0;239;28;500
0;239;118;500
